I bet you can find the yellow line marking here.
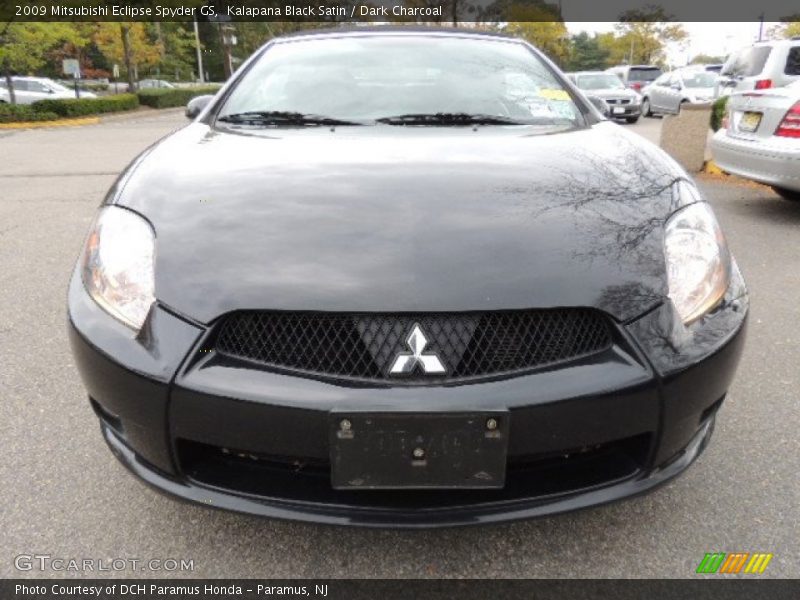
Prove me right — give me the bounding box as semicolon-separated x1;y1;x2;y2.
0;116;100;129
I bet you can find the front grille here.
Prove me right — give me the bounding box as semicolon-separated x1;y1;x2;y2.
606;99;631;105
214;309;613;383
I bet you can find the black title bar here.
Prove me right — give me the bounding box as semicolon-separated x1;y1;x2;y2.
3;579;800;600
2;0;800;22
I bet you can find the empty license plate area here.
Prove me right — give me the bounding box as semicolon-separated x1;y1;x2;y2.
329;412;509;490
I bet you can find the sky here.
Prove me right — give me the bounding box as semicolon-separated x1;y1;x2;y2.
565;22;778;67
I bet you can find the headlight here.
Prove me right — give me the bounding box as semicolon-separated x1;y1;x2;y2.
82;206;155;331
664;200;731;325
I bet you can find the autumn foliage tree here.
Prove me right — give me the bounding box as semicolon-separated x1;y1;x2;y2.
94;23;162;90
613;8;688;66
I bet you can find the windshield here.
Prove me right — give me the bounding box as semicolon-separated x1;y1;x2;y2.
574;73;625;90
721;46;771;77
681;72;717;88
628;67;662;83
218;36;585;129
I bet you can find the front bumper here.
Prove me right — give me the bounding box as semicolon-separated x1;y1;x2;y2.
68;264;748;528
711;129;800;192
608;104;641;119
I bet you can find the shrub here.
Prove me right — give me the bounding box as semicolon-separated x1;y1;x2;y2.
137;86;221;109
31;94;139;117
0;103;59;123
81;82;110;92
710;96;728;132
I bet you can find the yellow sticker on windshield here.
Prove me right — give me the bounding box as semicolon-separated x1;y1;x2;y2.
538;89;571;101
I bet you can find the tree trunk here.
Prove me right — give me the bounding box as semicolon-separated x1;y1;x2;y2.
218;24;232;80
3;60;15;104
120;24;136;92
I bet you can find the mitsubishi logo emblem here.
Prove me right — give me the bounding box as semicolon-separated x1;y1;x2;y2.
389;324;446;375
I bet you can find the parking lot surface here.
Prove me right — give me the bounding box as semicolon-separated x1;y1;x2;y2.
1;112;797;578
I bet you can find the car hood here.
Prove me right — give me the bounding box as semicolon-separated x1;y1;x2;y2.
586;88;638;100
113;122;686;324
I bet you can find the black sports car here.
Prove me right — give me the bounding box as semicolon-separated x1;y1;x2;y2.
68;29;748;527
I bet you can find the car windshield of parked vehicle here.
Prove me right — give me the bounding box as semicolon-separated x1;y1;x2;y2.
721;46;771;77
218;36;585;130
681;72;717;88
628;67;662;82
575;73;625;90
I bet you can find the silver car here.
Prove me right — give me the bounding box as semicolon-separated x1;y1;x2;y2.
710;80;800;199
641;68;716;117
568;71;641;123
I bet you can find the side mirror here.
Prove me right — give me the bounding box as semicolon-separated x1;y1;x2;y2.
186;95;214;119
671;83;682;91
586;95;610;118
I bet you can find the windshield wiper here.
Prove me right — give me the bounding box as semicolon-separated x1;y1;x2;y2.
375;113;526;126
217;111;362;127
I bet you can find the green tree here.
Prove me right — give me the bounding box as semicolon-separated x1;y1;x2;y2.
94;23;162;90
615;7;688;65
768;19;800;39
690;53;725;65
147;23;196;81
0;22;76;103
505;19;570;66
566;32;610;71
596;32;630;66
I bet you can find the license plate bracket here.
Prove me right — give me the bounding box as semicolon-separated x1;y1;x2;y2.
329;412;509;490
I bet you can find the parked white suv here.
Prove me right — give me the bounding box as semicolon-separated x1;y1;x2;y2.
715;38;800;97
0;76;95;104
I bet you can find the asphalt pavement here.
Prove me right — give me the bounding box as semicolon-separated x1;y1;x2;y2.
0;111;798;578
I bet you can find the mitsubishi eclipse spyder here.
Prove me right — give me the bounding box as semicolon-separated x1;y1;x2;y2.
68;28;748;528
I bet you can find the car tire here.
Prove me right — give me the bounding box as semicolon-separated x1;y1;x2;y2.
641;98;652;117
625;116;640;124
772;186;800;201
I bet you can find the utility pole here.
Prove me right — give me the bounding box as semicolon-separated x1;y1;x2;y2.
758;13;765;42
193;19;205;84
219;24;237;80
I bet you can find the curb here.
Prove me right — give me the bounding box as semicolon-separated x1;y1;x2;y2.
0;116;100;130
99;106;185;124
0;106;185;130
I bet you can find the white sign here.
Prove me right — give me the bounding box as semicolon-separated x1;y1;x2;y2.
112;64;120;79
62;59;80;76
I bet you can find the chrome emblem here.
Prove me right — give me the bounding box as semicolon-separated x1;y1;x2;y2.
389;324;446;375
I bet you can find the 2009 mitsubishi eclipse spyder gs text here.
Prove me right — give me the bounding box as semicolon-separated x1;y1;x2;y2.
68;28;748;528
